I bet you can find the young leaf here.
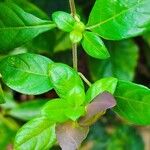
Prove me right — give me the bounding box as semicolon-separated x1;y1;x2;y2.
86;77;118;104
42;99;85;123
8;100;47;121
87;0;150;40
0;84;5;104
114;80;150;125
70;30;83;43
88;40;139;81
0;2;55;51
79;92;116;127
56;122;89;150
0;53;53;95
49;63;85;106
52;11;76;32
14;117;56;150
82;31;110;59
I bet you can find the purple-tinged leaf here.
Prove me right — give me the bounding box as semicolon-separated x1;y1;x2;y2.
79;92;116;126
56;122;89;150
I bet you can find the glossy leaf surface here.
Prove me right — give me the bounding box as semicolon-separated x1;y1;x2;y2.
52;11;75;32
86;77;118;104
87;0;150;40
0;53;53;95
49;63;85;106
0;2;55;51
114;80;150;125
42;99;85;123
82;31;110;59
14;117;56;150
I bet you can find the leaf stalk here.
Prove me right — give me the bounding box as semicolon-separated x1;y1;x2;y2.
69;0;78;71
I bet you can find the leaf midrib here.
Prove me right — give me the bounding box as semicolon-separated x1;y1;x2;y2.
87;0;143;30
16;122;54;147
83;33;106;56
5;65;49;77
0;23;56;30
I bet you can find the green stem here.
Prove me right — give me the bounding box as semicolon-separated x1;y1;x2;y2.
69;0;76;17
69;0;78;71
72;43;78;71
78;72;92;87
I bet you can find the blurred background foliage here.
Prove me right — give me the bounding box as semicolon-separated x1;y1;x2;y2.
0;0;150;149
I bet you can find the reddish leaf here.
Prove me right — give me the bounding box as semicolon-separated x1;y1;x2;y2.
56;122;89;150
79;92;116;126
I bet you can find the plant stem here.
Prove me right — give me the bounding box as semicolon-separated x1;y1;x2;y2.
69;0;78;71
69;0;76;17
72;44;78;71
78;72;92;87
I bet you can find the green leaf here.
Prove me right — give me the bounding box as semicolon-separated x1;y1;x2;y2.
0;84;5;104
6;0;48;19
114;80;150;125
14;117;56;150
0;116;18;150
26;30;56;54
52;11;75;32
0;53;53;95
0;91;17;109
87;0;150;40
86;77;118;104
42;99;85;123
56;121;89;150
0;2;55;51
70;30;83;43
82;31;110;59
8;100;47;121
49;63;85;106
143;31;150;47
88;40;139;81
53;31;72;53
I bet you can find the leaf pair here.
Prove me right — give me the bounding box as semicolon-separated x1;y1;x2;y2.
77;77;118;127
55;78;118;150
52;11;110;60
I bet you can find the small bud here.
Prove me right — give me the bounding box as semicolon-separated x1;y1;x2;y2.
70;30;83;43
